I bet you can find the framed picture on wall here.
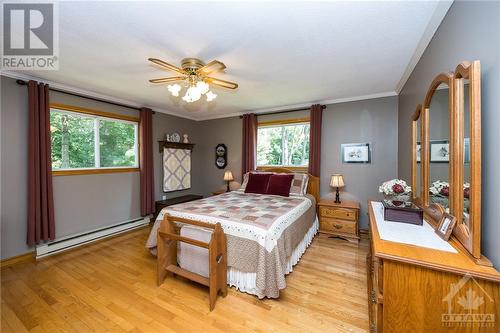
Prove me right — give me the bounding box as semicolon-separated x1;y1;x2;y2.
430;140;449;163
341;143;371;163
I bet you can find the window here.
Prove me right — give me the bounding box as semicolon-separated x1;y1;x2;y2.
257;119;310;168
50;105;139;174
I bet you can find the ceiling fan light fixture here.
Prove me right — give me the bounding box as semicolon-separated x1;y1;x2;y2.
196;81;210;94
183;85;202;103
167;84;181;97
206;91;217;102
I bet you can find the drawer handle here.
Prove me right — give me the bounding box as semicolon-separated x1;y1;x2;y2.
333;224;342;229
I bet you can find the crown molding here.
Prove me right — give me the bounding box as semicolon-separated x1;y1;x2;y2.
1;71;199;121
195;91;398;121
395;0;453;93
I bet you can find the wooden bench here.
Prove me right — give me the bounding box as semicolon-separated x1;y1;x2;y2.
157;214;227;311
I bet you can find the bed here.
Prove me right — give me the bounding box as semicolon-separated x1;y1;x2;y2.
146;168;319;299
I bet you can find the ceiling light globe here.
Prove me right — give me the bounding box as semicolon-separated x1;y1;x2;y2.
206;91;217;102
167;84;181;97
196;81;210;95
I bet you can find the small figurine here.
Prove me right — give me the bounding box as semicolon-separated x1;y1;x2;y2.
183;134;189;143
165;133;170;142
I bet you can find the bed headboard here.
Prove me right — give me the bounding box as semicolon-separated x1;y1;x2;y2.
258;167;320;203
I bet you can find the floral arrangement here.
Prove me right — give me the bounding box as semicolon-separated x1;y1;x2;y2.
429;180;449;197
378;179;412;196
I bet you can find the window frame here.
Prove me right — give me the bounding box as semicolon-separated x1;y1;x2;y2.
256;117;310;172
49;103;140;176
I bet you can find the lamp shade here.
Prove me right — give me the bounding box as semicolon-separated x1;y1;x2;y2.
330;174;345;188
224;170;234;181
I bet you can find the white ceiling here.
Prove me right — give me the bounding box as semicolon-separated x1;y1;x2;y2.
6;1;452;120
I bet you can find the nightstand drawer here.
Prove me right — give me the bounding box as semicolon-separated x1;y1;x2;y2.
320;218;356;235
319;206;357;221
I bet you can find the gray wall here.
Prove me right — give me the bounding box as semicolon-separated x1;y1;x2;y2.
397;1;500;267
0;75;200;259
193;97;399;229
321;97;399;229
197;117;243;195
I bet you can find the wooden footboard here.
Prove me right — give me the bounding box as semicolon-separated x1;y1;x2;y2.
157;214;227;311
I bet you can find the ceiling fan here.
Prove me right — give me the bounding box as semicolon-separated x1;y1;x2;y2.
148;57;238;103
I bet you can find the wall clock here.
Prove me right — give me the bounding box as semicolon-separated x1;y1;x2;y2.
215;144;227;169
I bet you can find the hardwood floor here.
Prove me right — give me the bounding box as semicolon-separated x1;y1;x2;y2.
1;227;369;333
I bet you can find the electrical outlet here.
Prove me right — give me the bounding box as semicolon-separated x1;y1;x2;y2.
162;195;166;200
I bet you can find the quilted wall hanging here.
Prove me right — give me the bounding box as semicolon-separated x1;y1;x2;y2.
163;148;191;192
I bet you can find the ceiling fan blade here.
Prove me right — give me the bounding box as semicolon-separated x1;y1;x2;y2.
197;60;226;75
206;77;238;89
149;76;185;84
148;58;185;74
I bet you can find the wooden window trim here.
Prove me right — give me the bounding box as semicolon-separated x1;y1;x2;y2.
257;117;309;127
256;166;308;172
52;167;140;176
50;103;140;123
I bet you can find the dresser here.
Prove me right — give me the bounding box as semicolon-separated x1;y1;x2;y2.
317;199;360;243
367;201;500;333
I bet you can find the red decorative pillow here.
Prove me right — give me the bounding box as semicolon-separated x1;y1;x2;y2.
266;174;294;197
244;173;272;194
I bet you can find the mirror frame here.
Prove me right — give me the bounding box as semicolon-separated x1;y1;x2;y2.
411;104;424;205
421;72;454;225
411;60;489;266
453;60;481;260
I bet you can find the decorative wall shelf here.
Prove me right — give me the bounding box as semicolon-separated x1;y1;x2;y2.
158;141;195;153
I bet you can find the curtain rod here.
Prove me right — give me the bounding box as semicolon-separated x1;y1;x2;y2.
239;105;326;118
15;79;155;113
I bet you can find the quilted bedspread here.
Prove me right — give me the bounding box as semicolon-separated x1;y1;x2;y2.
146;191;317;298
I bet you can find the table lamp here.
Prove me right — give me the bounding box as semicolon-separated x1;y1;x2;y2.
330;174;345;203
224;170;234;192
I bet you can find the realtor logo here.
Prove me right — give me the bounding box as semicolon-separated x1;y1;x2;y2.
1;1;59;70
442;274;495;328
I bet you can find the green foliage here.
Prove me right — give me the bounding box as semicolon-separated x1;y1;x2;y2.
257;123;309;167
51;112;95;169
50;110;137;169
99;120;136;167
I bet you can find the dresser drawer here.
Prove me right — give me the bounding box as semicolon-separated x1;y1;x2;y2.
319;206;357;221
320;217;356;235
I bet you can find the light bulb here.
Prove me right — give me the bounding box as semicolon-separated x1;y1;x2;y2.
183;85;202;103
196;81;210;94
206;91;217;102
167;84;181;97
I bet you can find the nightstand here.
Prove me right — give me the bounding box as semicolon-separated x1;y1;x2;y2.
153;195;203;221
317;199;360;243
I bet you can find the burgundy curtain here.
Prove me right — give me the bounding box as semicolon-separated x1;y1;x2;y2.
27;80;55;246
308;104;323;177
242;113;257;175
140;107;155;216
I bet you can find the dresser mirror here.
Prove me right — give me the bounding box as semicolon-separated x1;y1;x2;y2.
428;82;451;211
410;61;489;265
453;61;482;262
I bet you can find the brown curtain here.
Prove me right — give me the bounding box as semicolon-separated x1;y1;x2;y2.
27;81;55;246
308;104;323;177
242;113;257;175
140;107;155;216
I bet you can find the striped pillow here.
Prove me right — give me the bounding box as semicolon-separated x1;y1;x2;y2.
288;173;309;196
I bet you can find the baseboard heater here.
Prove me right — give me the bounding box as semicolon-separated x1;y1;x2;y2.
36;217;150;259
